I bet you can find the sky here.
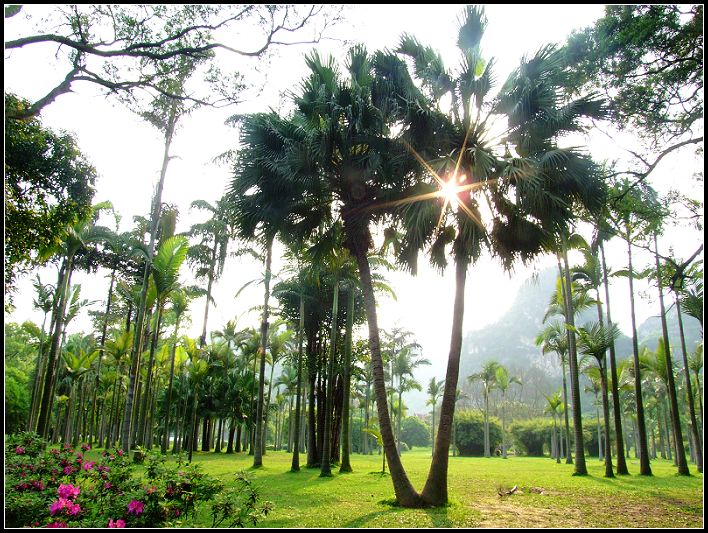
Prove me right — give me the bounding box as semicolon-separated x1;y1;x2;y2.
5;5;703;413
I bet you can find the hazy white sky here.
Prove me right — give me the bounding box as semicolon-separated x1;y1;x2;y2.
5;5;703;412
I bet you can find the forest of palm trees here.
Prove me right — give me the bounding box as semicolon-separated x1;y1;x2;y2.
5;4;703;526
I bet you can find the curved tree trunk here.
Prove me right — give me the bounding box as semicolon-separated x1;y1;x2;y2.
351;232;422;507
421;257;467;506
625;229;652;475
599;240;628;474
653;233;688;475
340;288;355;473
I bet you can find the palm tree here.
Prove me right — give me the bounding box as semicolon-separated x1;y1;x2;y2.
495;365;521;459
392;346;430;454
103;330;133;448
544;391;564;463
607;179;658;475
28;275;55;431
575;321;621;477
535;322;573;464
427;377;445;456
395;8;606;500
36;201;114;439
468;360;500;458
162;288;191;453
137;235;189;447
186;197;233;347
60;347;99;445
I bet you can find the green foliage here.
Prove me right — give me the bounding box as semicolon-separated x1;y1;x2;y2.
454;410;501;457
561;5;703;145
5;367;30;433
401;416;431;448
4;433;272;528
509;418;554;456
4;94;96;301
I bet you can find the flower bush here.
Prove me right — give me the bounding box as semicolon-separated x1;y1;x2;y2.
5;432;273;528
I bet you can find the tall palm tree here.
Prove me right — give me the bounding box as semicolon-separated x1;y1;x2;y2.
36;201;114;439
468;360;500;458
103;330;133;448
392;346;430;454
535;322;573;464
427;377;445;456
607;179;658;475
575;321;620;477
186;197;233;347
28;275;55;431
495;365;521;459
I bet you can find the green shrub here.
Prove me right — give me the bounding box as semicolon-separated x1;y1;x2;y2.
454;410;501;456
4;432;272;528
401;416;431;449
509;418;554;456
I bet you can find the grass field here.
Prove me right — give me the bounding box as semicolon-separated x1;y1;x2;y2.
146;448;703;528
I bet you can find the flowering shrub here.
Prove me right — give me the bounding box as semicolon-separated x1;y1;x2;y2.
5;433;273;528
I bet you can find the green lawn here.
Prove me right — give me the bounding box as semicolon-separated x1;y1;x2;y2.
154;448;703;528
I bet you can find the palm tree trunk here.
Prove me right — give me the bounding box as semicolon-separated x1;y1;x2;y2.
340;289;355;473
199;241;218;347
307;342;318;466
599;367;614;477
254;235;274;467
351;234;422;507
675;296;702;472
138;305;164;446
625;228;652;475
90;268;116;444
28;311;50;432
599;240;628;474
431;404;436;456
162;315;182;453
37;256;73;439
653;234;688;475
121;101;178;454
320;279;339;476
560;239;587;475
501;392;507;459
421;257;467;506
561;358;573;464
291;295;305;471
484;388;490;457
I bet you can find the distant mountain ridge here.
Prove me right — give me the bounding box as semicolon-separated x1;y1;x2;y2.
460;267;702;379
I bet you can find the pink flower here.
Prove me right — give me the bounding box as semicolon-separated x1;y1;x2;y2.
50;498;68;516
15;446;25;454
81;443;91;451
108;519;126;528
66;502;81;516
116;450;124;457
82;461;95;471
62;466;74;476
58;484;80;500
47;521;67;528
127;499;144;515
104;482;112;490
174;509;181;517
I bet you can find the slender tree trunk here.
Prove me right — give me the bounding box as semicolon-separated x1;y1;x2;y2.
90;268;116;444
37;256;73;439
351;232;422;507
560;240;587;475
599;368;614;477
561;358;573;464
138;306;164;446
625;229;652;475
484;388;490;457
320;279;339;476
340;289;355;473
653;234;689;475
501;392;507;459
675;296;702;472
162;315;182;453
28;312;50;432
657;402;666;459
599;241;629;474
307;341;318;467
291;295;305;471
199;242;218;347
254;236;274;467
421;257;468;506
